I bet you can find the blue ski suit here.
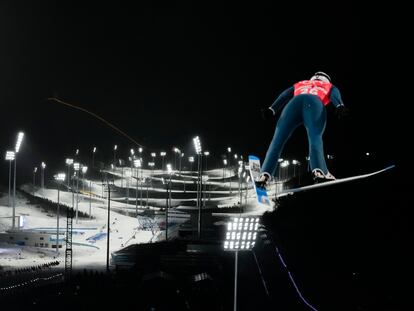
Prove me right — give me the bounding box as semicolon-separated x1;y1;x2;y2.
261;81;345;178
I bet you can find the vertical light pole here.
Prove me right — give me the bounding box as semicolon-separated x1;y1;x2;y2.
41;162;46;190
237;164;244;206
145;177;149;208
179;152;184;175
121;163;124;188
187;156;193;194
245;175;250;204
204;151;210;203
234;154;239;180
129;149;135;202
193;136;202;239
148;161;155;179
188;156;194;172
280;160;289;180
173;147;180;171
223;159;227;180
130;148;135;175
32;167;38;196
81;166;88;192
134;159;141;215
151;152;156;169
277;158;284;180
227;147;232;167
113;145;118;166
224;217;260;311
5;151;15;207
165;164;173;241
327;154;334;176
204;151;210;171
54;173;66;253
292;160;301;185
125;169;131;207
305;156;310;172
241;171;247;205
179;152;184;190
104;179;115;274
12;132;24;229
160;152;166;172
138;147;143;170
92;147;97;168
73;162;80;224
66;158;73;188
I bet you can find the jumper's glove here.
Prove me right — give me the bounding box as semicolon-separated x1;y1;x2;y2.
261;107;275;121
335;105;350;119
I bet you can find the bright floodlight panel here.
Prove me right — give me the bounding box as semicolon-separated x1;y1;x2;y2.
224;217;260;251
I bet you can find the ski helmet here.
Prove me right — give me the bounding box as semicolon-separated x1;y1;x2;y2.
310;71;331;83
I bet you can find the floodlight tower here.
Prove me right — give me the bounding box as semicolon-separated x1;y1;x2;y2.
12;132;24;229
125;169;131;207
54;173;66;253
81;166;88;192
180;152;184;174
292;159;300;178
138;147;143;167
165;164;173;240
65;158;74;188
5;151;15;208
73;162;80;223
222;158;227;179
113;144;118;165
41;162;46;190
160;152;167;171
280;160;290;180
204;151;210;203
92;147;97;168
173;147;180;170
151;152;156;168
193;136;203;238
204;151;210;171
224;217;260;311
130;148;135;186
134;159;142;215
32;167;38;196
74;149;80;164
188;156;194;172
148;161;155;177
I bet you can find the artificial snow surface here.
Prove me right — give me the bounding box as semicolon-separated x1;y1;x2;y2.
1;167;272;271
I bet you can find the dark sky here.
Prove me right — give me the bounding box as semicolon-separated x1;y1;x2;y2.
0;2;400;183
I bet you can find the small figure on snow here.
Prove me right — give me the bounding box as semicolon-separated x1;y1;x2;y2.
256;71;349;188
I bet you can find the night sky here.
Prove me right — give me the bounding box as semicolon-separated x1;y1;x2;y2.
0;2;401;183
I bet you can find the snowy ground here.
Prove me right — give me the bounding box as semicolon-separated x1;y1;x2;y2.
0;167;274;272
0;189;157;271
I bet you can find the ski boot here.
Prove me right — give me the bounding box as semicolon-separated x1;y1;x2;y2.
312;168;336;183
255;174;269;189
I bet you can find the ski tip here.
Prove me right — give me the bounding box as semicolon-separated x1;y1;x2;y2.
384;164;396;171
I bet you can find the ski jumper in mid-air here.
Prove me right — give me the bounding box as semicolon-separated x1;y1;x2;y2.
256;71;348;188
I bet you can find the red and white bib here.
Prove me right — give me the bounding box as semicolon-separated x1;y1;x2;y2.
293;80;333;105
